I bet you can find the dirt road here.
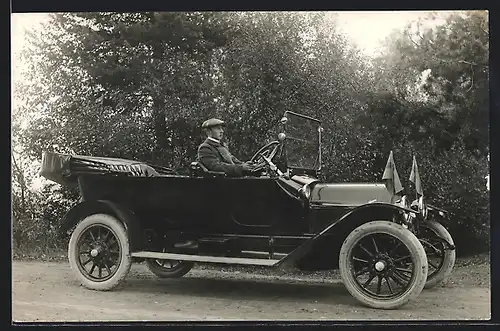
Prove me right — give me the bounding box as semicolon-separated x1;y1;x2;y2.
12;259;490;322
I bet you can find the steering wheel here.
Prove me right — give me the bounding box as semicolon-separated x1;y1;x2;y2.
249;141;281;174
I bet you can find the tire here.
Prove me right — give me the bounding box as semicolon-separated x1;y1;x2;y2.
339;221;428;310
419;220;456;289
145;259;194;278
68;213;132;291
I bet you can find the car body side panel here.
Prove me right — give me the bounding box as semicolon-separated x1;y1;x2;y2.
277;202;413;269
78;174;222;230
60;199;143;251
308;206;355;233
76;174;309;236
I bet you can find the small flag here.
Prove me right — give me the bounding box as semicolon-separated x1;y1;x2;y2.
409;155;423;196
382;151;404;202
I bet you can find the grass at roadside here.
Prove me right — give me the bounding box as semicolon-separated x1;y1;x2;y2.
12;246;67;262
454;252;491;267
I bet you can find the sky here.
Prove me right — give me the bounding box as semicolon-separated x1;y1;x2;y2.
12;13;50;58
333;11;442;56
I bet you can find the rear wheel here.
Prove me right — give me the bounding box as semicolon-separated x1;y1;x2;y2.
146;258;194;278
419;220;456;289
339;221;428;309
68;213;132;291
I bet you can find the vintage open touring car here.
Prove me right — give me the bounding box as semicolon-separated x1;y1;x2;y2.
40;111;456;310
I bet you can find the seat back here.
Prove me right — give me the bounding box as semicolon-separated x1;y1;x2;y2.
190;161;226;177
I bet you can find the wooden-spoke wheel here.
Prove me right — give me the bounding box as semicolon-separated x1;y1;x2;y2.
419;220;456;289
68;214;131;291
339;221;428;309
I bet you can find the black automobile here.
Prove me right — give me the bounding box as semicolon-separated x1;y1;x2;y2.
40;111;455;309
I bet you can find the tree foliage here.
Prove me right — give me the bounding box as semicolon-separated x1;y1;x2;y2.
371;11;488;157
12;11;489;256
359;11;490;253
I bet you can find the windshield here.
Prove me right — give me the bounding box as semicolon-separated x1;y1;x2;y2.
283;111;322;172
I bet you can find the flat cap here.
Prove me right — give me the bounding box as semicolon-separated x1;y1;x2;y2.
201;118;225;128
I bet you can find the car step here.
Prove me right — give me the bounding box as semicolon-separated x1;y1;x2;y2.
240;250;287;259
198;238;231;244
131;251;281;266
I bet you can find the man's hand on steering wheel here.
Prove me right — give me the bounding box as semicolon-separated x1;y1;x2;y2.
256;153;283;176
250;141;281;171
241;161;256;172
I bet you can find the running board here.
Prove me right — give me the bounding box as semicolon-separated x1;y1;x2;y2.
131;251;281;266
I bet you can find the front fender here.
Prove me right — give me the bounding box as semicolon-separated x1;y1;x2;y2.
313;202;415;236
60;200;143;251
427;204;448;214
277;202;415;269
423;204;451;229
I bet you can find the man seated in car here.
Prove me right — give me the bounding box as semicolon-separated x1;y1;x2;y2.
196;118;255;177
175;118;256;249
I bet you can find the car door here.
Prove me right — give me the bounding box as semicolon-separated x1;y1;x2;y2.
216;176;308;235
219;176;281;230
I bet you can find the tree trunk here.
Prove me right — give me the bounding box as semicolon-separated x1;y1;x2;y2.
152;97;170;165
11;152;26;210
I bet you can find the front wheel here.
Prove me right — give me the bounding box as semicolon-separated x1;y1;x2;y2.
68;213;132;291
339;221;428;309
419;220;456;289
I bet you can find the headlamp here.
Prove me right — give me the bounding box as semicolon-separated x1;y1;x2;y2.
418;196;428;219
300;184;311;200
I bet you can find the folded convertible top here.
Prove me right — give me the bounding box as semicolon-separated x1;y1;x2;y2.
39;152;168;187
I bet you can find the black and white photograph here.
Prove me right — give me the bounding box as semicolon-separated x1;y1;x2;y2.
11;10;490;322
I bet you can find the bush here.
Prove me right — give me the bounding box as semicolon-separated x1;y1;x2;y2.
417;144;490;255
345;93;490;256
12;112;489;259
12;182;77;256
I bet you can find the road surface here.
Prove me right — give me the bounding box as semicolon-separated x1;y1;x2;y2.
12;259;490;322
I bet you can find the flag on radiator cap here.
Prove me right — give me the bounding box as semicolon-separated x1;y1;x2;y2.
382;150;404;202
409;155;424;196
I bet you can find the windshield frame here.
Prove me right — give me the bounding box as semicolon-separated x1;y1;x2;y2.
282;111;322;176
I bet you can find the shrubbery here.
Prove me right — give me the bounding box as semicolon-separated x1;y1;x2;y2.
348;93;490;255
12;128;490;258
12;183;76;257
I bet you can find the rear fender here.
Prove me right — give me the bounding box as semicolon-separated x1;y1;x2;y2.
277;203;414;269
60;200;143;251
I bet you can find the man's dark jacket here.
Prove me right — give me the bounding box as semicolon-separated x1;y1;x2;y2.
197;138;245;177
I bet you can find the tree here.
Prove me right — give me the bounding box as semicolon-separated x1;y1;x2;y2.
371;11;489;157
358;11;490;254
17;12;237;169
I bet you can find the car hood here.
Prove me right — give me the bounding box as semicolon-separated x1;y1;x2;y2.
310;182;393;206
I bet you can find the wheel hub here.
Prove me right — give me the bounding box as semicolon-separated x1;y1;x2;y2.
374;261;386;272
371;254;395;276
88;243;108;263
